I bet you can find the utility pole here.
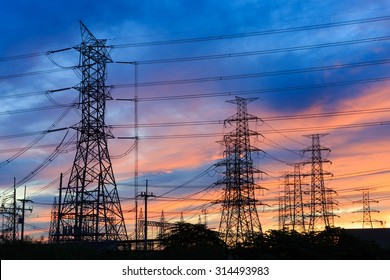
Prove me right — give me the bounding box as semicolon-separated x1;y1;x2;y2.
18;186;32;242
217;96;265;247
138;180;155;250
56;22;127;242
56;173;62;242
13;177;16;242
134;62;139;244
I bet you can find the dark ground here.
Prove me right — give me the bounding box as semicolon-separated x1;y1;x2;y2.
1;228;389;260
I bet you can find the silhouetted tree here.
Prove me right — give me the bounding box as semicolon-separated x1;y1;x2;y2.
157;222;227;259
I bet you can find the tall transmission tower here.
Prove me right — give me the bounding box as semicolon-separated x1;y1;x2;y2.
217;96;265;247
302;133;334;231
56;22;127;242
353;188;381;228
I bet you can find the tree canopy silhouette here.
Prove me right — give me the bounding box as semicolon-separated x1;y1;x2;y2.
157;222;227;259
158;222;226;249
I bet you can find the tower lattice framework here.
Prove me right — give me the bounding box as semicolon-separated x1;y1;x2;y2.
218;96;264;247
354;188;380;229
57;22;127;242
280;164;306;232
303;134;334;231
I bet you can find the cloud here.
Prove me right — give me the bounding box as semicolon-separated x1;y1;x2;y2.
2;0;390;238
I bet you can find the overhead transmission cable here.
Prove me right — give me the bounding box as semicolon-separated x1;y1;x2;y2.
0;103;76;168
111;58;390;88
2;107;390;143
0;130;76;197
109;15;390;48
115;35;390;65
114;76;390;102
110;106;390;129
116;120;390;140
0;48;72;63
1;15;389;65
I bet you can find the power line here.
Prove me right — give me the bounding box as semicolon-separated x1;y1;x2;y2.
0;131;76;197
115;120;390;140
0;67;75;80
0;103;76;116
2;109;389;144
1;14;389;65
0;48;73;63
0;106;74;167
0;87;74;101
111;59;390;88
2;75;390;103
110;106;390;129
115;35;390;65
110;15;390;48
114;76;390;102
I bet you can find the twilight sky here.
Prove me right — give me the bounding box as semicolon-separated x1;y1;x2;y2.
1;0;390;239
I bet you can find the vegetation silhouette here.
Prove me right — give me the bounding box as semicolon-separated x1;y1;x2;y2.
1;226;388;259
157;222;227;259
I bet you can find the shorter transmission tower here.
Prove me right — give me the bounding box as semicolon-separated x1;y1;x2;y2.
302;134;335;231
217;96;265;247
0;195;19;241
48;197;58;243
279;164;306;232
353;188;381;228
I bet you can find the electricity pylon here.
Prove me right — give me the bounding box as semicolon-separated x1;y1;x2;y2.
217;96;265;247
280;164;306;232
353;188;381;228
302;134;334;231
56;22;127;242
48;197;58;243
0;194;20;241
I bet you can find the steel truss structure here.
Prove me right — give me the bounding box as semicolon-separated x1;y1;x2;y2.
218;96;264;247
54;22;127;242
303;134;335;231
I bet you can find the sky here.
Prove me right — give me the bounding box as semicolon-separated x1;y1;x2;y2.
1;0;390;240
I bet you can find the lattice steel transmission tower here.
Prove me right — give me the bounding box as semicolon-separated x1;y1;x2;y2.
303;134;334;231
48;197;58;243
279;164;306;232
353;188;380;229
0;195;20;241
56;22;127;242
218;96;264;247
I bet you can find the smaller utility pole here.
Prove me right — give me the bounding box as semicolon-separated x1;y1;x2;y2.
56;173;63;243
18;186;32;242
13;178;16;242
138;180;155;250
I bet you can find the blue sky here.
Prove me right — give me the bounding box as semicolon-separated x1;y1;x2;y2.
1;0;390;238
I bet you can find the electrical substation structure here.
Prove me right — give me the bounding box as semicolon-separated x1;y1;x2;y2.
217;96;265;247
52;22;128;242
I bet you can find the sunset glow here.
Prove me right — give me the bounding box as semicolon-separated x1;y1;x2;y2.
1;0;390;240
